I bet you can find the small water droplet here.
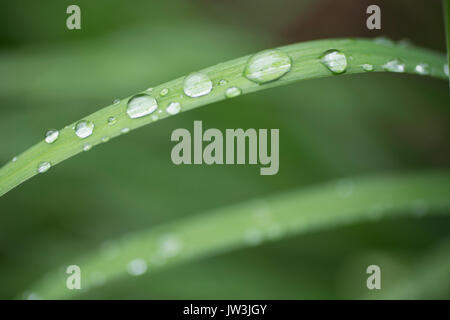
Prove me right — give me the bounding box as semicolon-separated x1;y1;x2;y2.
225;87;242;98
121;127;130;134
374;36;394;46
166;102;181;115
151;115;159;121
159;88;169;97
183;72;213;97
127;259;147;276
74;120;94;138
415;63;429;75
244;49;292;84
38;161;51;173
45;129;59;144
83;143;92;151
320;49;347;74
12;156;18;162
127;94;158;119
361;64;374;72
444;64;449;77
107;116;116;125
145;87;153;93
159;234;182;257
101;136;110;143
113;99;121;105
383;59;405;73
218;79;227;86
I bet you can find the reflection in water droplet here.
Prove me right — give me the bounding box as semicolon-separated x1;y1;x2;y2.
382;59;405;73
45;129;59;144
127;94;158;119
225;87;242;98
74;120;94;138
244;49;292;84
166;102;181;115
38;161;51;173
183;73;213;97
127;259;147;276
320;49;347;74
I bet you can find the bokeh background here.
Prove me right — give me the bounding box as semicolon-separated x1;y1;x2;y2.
0;0;449;299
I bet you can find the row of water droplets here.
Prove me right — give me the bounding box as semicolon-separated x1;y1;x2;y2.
30;38;448;174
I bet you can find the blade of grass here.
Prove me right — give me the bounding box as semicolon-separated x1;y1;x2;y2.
23;171;450;299
0;38;447;197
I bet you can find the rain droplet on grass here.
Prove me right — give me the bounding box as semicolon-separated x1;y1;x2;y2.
160;88;169;97
244;49;292;84
74;120;94;138
101;136;110;143
166;102;181;115
37;161;51;173
361;64;374;72
127;94;158;119
12;156;18;162
45;129;59;144
382;59;405;73
121;127;130;134
218;79;227;86
113;99;121;105
127;259;147;276
83;143;92;152
183;72;213;97
444;64;449;77
225;87;242;98
320;49;347;74
415;63;429;75
107;116;116;125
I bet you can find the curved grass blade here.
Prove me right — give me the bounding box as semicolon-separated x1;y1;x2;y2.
24;171;450;299
0;38;447;197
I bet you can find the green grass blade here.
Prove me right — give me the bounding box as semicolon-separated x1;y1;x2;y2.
24;171;450;299
0;38;447;197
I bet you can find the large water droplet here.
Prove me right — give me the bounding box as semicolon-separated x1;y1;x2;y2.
45;129;59;144
183;72;213;97
166;102;181;115
225;87;242;98
38;161;51;173
415;63;429;75
74;120;94;138
244;49;292;84
382;59;405;73
320;49;347;74
127;259;147;276
127;94;158;119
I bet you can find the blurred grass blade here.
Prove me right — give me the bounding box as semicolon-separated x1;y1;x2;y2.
25;171;450;299
0;38;448;197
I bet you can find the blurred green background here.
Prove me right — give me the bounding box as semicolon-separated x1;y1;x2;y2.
0;0;449;299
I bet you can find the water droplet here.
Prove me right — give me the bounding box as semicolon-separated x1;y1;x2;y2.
159;88;169;97
320;49;347;74
218;79;227;86
183;72;213;97
225;87;242;98
159;234;182;257
398;38;413;47
127;259;147;276
45;129;59;144
121;127;130;134
151;115;159;121
415;63;429;75
244;49;292;84
113;99;121;105
126;94;158;119
74;120;94;138
374;36;394;46
101;136;110;143
37;161;51;173
12;156;18;162
444;64;449;77
361;64;374;72
382;59;405;73
83;143;92;152
166;102;181;115
107;116;116;125
146;87;153;93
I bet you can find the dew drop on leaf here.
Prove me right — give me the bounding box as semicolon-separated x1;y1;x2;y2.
225;87;242;98
361;64;374;72
244;49;292;84
74;120;94;138
320;49;347;74
166;102;181;115
159;88;169;97
107;116;116;125
126;94;158;119
127;259;147;276
45;129;59;144
382;59;405;73
183;72;213;97
414;63;429;75
37;161;51;173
